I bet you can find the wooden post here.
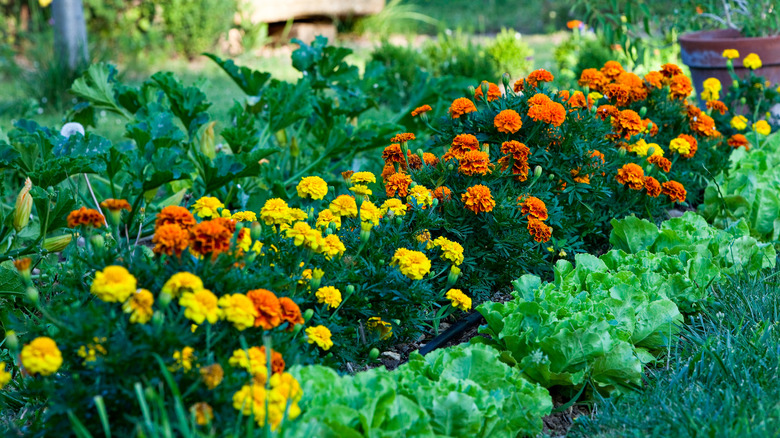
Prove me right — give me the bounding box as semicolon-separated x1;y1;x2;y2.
52;0;89;72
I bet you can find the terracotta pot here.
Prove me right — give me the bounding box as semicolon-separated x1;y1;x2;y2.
679;29;780;97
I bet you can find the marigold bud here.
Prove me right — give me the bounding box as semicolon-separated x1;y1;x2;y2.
290;136;299;157
275;129;287;147
152;311;165;328
639;106;647;117
303;308;314;322
732;79;739;89
158;291;173;309
369;348;380;360
480;81;490;100
26;286;39;305
501;72;511;90
346;285;355;295
4;330;19;351
13;178;33;233
90;234;105;249
291;323;303;336
740;97;747;105
446;265;461;287
467;85;476;97
200;121;216;159
250;221;262;240
534;166;542;178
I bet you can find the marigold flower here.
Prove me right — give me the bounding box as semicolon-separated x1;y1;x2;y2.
644;176;662;197
596;104;619;121
321;234;346;259
754;120;771;135
706;100;728;115
367;317;393;340
566;90;588;109
461;184;495;214
122;289;154;324
528;101;566;127
382;143;405;164
526;69;555;88
329;195;358;218
391;248;432;280
349;185;372;197
391;133;415;143
285;222;322;251
380;198;408;216
678;134;699;159
385;172;413;198
91;265;136;303
246;289;282;330
316;209;341;230
494;109;523;133
669;75;693;100
172;346;196;372
730;115;748;131
67;207;105;228
152;224;189;256
669;138;692;156
20;337;62;376
315;286;342;309
162;272;204;298
662;181;687;203
445;289;472;311
474;81;501;101
349;171;376;185
219;293;259;331
188;220;232;258
76;338;107;365
449;97;478;118
432;236;464;266
433;186;452;202
513;78;525;93
728;133;750;150
722;49;740;59
155;206;197;231
579;68;608;91
444;133;480;161
644;71;664;88
567;19;583;29
100;199;131;212
200;364;224;390
660;63;683;79
458;150;492;176
192;402;213;425
590;149;605;165
527;217;552;242
408;185;433;208
227;211;256;224
604;83;633;106
411;105;432;117
416;230;433;249
296;176;328;200
260;199;291;226
648;155;672;172
422;152;439;167
0;362;11;389
616;163;645;190
528;93;552;106
688;105;720;137
612;109;644;138
600;61;624;79
180;289;221;324
230;346;284;378
278;297;304;329
306;325;333;350
191;197;224;219
743;53;762;70
520;196;548;220
13;257;31;275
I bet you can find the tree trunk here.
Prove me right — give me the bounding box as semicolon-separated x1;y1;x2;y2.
52;0;89;73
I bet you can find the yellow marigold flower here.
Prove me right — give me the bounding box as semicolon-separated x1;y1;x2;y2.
743;53;762;70
432;236;464;266
367;317;393;340
260;198;291;226
408;185;433;208
199;364;224;390
316;209;341;229
380;198;407;217
270;372;303;402
39;0;52;7
0;362;11;389
391;248;432;280
191;402;213;426
350;171;377;185
179;289;221;324
218;293;259;331
329;195;358;218
446;289;472;311
349;184;373;197
91;266;137;303
722;49;740;59
77;337;107;365
172;346;195;372
669;138;692;155
754;120;771;135
162;272;204;298
20;337;62;376
296;176;328;200
321;234;346;259
305;325;333;350
360;200;382;227
231;211;257;222
315;286;342;309
191;196;224;219
221;209;232;218
288;208;309;222
648;142;664;158
229;347;270;380
703;77;721;93
730;115;748;131
416;230;434;249
285;222;323;251
122;289;154;324
236;228;252;252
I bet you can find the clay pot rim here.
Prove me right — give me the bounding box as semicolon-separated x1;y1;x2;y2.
679;28;780;44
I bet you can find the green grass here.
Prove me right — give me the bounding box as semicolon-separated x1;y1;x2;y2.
569;271;780;437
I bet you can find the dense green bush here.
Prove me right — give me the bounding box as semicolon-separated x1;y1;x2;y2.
157;0;236;58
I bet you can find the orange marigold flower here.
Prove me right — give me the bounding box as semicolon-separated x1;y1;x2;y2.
391;133;416;143
513;78;525;93
648;155;672;172
612;109;644;138
501;140;531;159
706;100;728;115
528;102;566;127
474;81;502;102
644;71;664;88
100;199;131;212
382;143;405;164
567;20;584;29
278;297;304;330
643;119;659;136
155;206;197;231
567;90;588;109
153;224;190;257
660;63;683;78
689;109;720;137
188;220;232;258
246;289;282;330
494;109;523;133
669;75;693;100
67;207;105;228
589;149;605;166
678;134;698;159
604;83;633;107
644;176;662;197
461;185;496;214
411;105;432;117
527;217;552;243
616;163;645;190
406;151;423;170
458;150;492;176
450;97;478;118
662;181;687;203
445;133;480;161
616;71;644;89
528;93;552;106
213;217;237;234
601;61;625;80
579;68;608;91
433;186;452;202
341;170;355;181
571;167;591;184
727;134;750;150
422;152;439;167
596;104;619;121
521;196;548;220
385;172;413;198
526;69;555;89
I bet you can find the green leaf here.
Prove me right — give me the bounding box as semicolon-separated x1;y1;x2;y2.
0;265;25;297
610;216;659;253
205;54;271;96
69;63;129;118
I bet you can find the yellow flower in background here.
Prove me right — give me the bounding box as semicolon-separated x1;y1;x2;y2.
172;346;196;372
432;236;464;266
321;234;346;259
350;171;377;185
260;198;291;226
315;286;342;309
122;289;154;324
753;120;771;135
446;289;472;311
218;294;259;330
391;248;431;280
349;184;373;197
231;211;257;222
380;198;408;217
77;337;107;365
701;77;721;101
305;325;333;350
39;0;52;7
730;115;748;131
416;230;434;249
0;362;11;388
408;185;433;208
360;200;382;227
630;139;652;157
288;208;308;222
285;222;322;251
316;209;341;229
329;195;358;218
21;337;62;376
296;176;328;200
743;53;762;70
269;372;303;402
161;272;203;298
191;402;213;426
236;228;252;252
229;347;270;379
191;196;224;219
90;266;137;303
367;317;393;340
179;289;221;324
722;49;739;59
221;209;232;218
199;364;224;390
669;138;692;155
